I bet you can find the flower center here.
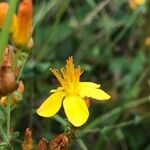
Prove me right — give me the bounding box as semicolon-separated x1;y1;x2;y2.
51;57;82;95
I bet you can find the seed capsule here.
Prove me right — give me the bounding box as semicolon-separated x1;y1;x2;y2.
0;66;18;96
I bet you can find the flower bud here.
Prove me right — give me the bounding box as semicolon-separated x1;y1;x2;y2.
12;0;33;47
22;128;33;150
37;138;48;150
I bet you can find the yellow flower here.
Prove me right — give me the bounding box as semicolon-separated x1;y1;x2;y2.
37;57;110;127
145;36;150;47
0;96;7;105
128;0;145;9
12;0;33;46
0;0;33;47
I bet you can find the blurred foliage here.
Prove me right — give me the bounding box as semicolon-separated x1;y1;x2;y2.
4;0;150;149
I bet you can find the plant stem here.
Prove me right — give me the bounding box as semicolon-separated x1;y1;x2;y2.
67;126;77;142
80;112;150;136
85;96;149;130
0;0;18;64
17;53;29;81
105;112;150;131
0;124;8;142
7;96;11;144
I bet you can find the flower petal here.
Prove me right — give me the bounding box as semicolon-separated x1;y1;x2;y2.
50;87;64;93
37;92;65;117
79;86;110;100
63;95;89;127
79;82;100;88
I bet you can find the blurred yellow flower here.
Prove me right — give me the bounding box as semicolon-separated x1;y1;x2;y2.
0;0;33;47
12;0;33;46
0;96;7;105
128;0;145;9
145;36;150;46
0;96;16;105
37;57;110;127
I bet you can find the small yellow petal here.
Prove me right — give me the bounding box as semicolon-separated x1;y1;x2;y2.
79;82;100;88
63;95;89;127
37;92;65;117
79;86;110;100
